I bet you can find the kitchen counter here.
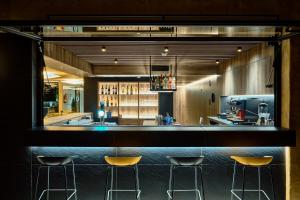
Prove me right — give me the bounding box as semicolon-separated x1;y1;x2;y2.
208;116;234;125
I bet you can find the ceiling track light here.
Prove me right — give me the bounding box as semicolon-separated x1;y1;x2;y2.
164;47;169;53
101;46;107;52
237;46;242;52
216;60;220;64
114;58;118;64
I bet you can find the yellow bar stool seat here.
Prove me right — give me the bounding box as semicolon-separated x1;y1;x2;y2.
230;156;273;167
104;156;142;200
104;156;142;166
230;155;275;200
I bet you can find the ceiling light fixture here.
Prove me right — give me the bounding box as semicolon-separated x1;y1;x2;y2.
114;58;118;64
101;46;107;52
216;60;220;64
237;46;242;52
43;71;60;79
62;79;83;85
164;47;169;53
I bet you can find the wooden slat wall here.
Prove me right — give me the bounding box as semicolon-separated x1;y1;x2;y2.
174;43;274;125
220;42;274;95
174;76;220;125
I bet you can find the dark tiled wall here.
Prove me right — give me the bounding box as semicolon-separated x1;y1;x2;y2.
30;147;285;200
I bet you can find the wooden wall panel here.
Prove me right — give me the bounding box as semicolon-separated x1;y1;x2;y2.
174;76;220;125
288;36;300;200
220;43;274;96
173;43;274;125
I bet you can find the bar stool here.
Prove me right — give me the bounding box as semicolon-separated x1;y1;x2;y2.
34;156;78;200
104;156;142;200
230;156;275;200
166;156;205;200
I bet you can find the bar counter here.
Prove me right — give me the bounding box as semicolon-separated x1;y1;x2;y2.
27;126;295;147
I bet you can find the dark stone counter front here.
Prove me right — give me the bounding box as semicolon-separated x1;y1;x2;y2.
27;126;296;147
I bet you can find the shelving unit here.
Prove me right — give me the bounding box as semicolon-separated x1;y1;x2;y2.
98;81;158;121
119;82;139;119
139;82;159;119
98;82;119;117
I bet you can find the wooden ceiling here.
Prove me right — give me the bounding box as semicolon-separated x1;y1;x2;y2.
53;41;258;65
49;40;261;85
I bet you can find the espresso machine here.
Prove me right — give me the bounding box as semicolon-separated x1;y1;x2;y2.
257;102;270;125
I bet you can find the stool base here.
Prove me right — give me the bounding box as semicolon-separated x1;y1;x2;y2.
38;189;77;200
231;189;271;200
167;189;202;200
107;189;141;200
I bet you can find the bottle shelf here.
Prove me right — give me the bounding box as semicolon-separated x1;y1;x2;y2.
98;81;159;122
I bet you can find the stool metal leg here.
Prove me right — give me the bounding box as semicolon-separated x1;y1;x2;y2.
168;165;173;200
110;167;114;200
199;166;205;200
171;166;175;199
72;161;78;200
64;166;68;200
34;166;41;200
231;162;237;200
258;167;261;200
194;167;199;200
104;166;110;200
47;166;50;200
133;165;141;200
268;165;276;200
241;166;246;200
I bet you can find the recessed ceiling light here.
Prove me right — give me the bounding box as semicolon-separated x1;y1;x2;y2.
114;58;118;64
101;46;107;52
237;47;242;52
164;47;169;53
216;60;220;64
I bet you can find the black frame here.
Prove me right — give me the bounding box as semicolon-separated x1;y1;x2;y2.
0;21;300;140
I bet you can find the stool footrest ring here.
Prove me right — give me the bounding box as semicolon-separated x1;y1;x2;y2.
107;189;141;200
167;189;201;200
39;189;76;200
231;189;271;200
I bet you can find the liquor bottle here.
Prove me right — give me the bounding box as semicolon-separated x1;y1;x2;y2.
160;74;163;89
172;76;176;89
163;74;168;89
116;85;118;94
105;85;107;94
155;76;160;90
130;85;133;95
115;96;118;106
103;96;106;106
151;77;155;90
110;96;113;106
108;85;111;94
101;85;104;94
168;73;172;89
122;86;125;94
127;85;129;95
107;97;110;107
135;86;138;94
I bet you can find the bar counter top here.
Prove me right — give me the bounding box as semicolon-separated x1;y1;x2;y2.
26;126;296;147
